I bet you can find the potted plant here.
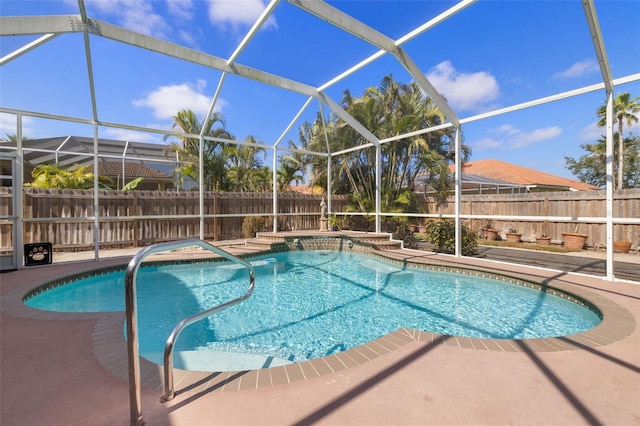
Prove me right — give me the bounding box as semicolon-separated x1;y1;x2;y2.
562;226;588;250
613;240;632;253
505;227;522;243
482;220;499;241
328;215;341;231
536;233;551;245
418;222;428;233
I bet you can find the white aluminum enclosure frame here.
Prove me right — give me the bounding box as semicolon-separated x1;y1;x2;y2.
1;0;639;283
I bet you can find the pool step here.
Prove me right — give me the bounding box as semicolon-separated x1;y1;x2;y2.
249;233;402;251
143;350;294;372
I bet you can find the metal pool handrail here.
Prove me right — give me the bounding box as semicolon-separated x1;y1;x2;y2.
124;238;255;426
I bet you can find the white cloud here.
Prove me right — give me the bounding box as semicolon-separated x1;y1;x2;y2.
101;127;164;143
509;126;562;148
554;59;600;79
0;113;36;139
0;113;17;138
474;124;562;151
425;61;500;112
207;0;277;30
579;122;603;142
166;0;194;21
580;120;640;142
132;80;225;120
85;0;172;38
489;124;520;136
177;29;196;46
472;137;503;151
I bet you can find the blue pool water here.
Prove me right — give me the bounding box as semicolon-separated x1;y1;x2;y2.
26;251;601;371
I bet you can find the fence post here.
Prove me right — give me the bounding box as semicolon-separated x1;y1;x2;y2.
213;192;218;241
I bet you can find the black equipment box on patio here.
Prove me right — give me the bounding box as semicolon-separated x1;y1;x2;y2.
24;243;52;266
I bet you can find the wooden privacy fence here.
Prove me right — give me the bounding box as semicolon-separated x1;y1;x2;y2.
0;189;349;251
0;188;638;252
420;189;640;245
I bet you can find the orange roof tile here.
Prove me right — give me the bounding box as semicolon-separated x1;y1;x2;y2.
87;161;172;179
289;185;325;195
448;159;600;191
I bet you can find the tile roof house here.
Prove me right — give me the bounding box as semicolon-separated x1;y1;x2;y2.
447;159;601;192
86;161;175;191
2;136;177;190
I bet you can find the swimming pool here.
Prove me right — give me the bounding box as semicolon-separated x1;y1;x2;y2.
25;250;601;371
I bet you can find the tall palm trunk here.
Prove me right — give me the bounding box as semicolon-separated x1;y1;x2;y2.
617;116;624;190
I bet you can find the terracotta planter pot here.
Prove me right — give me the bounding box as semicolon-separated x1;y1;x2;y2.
562;232;587;250
418;225;427;233
536;237;551;245
506;233;522;243
613;240;632;253
408;225;418;233
484;228;499;241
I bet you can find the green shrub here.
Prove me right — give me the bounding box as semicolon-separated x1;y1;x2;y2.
346;215;374;232
382;216;406;233
265;216;290;232
424;219;478;256
392;224;417;249
242;216;266;238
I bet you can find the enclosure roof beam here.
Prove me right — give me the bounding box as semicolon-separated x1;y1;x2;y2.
83;18;319;97
318;92;381;147
394;48;460;128
318;51;386;92
0;33;59;66
77;0;99;123
284;1;462;128
396;0;476;45
333;143;374;157
0;15;82;36
318;0;475;92
380;123;454;145
0;107;95;126
287;0;397;53
331;121;455;155
274;97;314;148
228;0;280;65
206;0;281;139
582;0;614;94
456;74;640;125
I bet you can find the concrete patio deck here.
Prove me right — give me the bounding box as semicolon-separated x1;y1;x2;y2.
1;239;639;425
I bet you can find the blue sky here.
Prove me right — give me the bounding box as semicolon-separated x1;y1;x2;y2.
1;0;639;181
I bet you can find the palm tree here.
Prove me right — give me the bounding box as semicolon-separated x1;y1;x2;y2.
277;154;304;192
164;109;234;191
1;133;31;142
226;136;269;192
597;92;640;189
300;74;466;213
24;164;112;189
566;133;640;188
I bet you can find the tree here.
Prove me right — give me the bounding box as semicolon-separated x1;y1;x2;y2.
298;74;468;212
596;92;640;190
24;164;112;189
164;109;234;191
277;154;305;192
165;111;276;192
1;133;31;142
565;133;640;188
226;136;271;192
